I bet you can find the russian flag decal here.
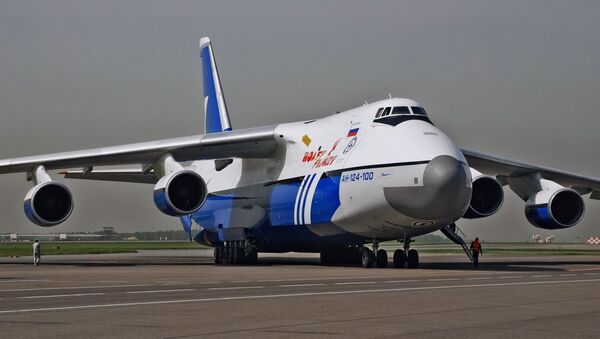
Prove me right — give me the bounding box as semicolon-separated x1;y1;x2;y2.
347;128;359;137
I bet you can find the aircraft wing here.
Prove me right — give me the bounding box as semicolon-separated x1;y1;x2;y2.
0;126;278;175
61;169;158;184
462;148;600;199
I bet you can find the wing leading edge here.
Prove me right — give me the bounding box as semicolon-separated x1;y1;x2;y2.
462;148;600;199
0;126;278;175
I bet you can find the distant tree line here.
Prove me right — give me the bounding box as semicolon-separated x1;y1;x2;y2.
117;230;190;241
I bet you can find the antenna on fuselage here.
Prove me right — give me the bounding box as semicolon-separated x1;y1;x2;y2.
389;93;392;99
363;100;368;105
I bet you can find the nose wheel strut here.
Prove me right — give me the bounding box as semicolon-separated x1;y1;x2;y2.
391;237;419;268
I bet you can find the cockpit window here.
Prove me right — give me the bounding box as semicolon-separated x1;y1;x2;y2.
411;106;427;115
392;106;410;115
375;107;384;118
381;107;391;117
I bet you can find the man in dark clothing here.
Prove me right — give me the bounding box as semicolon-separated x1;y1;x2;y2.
470;237;482;267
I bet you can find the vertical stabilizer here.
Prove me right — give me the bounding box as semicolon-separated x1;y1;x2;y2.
200;37;232;133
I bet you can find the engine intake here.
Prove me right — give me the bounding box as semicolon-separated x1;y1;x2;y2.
463;175;504;219
525;188;585;229
24;182;74;226
153;170;207;216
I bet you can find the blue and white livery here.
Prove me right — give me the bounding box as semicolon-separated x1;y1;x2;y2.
1;37;599;268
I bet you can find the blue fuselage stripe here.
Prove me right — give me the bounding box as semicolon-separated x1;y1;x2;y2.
301;173;317;225
295;175;310;225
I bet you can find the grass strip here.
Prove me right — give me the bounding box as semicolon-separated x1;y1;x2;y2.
0;241;202;257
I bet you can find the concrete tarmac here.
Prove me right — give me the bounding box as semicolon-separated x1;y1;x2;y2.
1;249;600;338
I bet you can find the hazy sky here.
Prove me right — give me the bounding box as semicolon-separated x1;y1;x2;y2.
0;1;599;241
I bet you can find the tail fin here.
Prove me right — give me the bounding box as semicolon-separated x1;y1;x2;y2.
200;37;232;133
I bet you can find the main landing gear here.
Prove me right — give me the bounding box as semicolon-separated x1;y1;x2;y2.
214;241;258;265
360;241;388;268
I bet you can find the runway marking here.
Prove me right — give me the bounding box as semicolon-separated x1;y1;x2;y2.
584;273;599;276
466;277;491;280
161;283;192;286
0;279;52;283
2;278;599;315
20;293;105;299
427;278;459;281
99;280;128;283
568;266;600;272
558;274;575;277
531;275;553;278
334;281;377;285
279;284;325;288
256;276;399;283
208;286;265;291
384;280;417;283
0;284;152;293
231;280;251;283
125;289;195;294
498;276;521;279
155;281;190;285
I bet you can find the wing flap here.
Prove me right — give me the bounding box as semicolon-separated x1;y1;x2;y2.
62;169;158;184
0;126;277;174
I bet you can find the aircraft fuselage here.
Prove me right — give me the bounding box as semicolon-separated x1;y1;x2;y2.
190;98;472;252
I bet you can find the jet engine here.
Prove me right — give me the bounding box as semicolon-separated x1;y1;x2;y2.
525;188;585;229
24;181;74;226
462;169;504;219
153;169;207;216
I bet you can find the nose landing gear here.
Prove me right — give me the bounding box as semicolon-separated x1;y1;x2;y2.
318;239;419;269
392;238;419;268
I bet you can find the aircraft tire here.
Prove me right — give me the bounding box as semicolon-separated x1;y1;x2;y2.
319;251;328;265
214;246;223;264
376;249;388;268
393;249;406;268
226;246;234;264
407;249;419;268
245;249;258;265
234;246;245;264
361;248;375;268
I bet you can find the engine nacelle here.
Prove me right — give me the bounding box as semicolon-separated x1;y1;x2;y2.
525;188;585;229
463;170;504;219
153;169;207;216
23;181;74;226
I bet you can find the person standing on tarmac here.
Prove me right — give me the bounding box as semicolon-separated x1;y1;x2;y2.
33;240;41;266
470;237;482;267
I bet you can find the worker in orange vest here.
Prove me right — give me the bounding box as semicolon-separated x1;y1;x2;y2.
470;237;482;267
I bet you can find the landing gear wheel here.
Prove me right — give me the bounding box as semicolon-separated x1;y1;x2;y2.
361;248;375;268
245;249;258;265
407;249;419;269
393;249;406;268
226;246;234;264
320;251;329;265
376;249;388;268
235;246;245;264
214;246;223;264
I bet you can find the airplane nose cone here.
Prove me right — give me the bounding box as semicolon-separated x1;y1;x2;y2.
424;155;470;200
383;155;472;222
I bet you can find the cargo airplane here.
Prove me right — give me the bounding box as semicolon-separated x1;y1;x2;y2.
1;37;598;268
